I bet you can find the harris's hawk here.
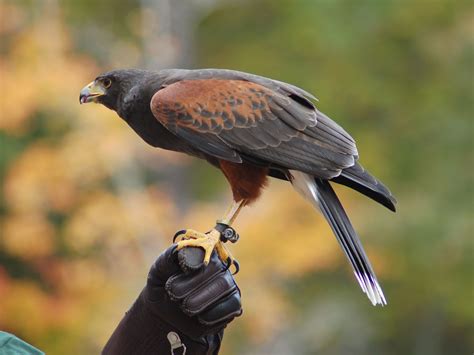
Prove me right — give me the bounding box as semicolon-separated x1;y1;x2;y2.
80;69;396;306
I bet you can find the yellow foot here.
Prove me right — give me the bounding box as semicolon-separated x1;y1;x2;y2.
176;229;238;271
176;229;221;265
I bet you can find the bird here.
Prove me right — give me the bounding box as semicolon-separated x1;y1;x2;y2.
80;68;396;306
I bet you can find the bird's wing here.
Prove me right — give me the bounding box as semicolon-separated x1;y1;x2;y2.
150;78;357;179
158;68;318;104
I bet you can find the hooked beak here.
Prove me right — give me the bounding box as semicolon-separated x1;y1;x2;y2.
79;81;106;104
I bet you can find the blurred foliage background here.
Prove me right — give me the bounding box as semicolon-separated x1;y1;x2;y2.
0;0;472;354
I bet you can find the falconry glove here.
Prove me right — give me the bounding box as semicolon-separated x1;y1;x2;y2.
103;245;242;355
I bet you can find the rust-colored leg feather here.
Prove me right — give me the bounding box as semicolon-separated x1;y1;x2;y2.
219;160;269;204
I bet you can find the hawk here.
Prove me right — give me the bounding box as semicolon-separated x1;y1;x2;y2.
80;69;396;305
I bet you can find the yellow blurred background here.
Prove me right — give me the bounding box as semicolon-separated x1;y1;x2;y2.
0;1;472;354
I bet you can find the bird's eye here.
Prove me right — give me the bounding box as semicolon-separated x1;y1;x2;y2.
102;78;112;88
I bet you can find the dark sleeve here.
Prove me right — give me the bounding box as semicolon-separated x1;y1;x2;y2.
102;290;223;355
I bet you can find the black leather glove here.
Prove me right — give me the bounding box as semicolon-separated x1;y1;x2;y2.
103;245;242;355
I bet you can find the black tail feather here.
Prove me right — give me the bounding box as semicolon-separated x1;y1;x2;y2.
331;162;397;212
314;178;386;306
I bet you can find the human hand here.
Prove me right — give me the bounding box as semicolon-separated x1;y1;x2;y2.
145;244;242;339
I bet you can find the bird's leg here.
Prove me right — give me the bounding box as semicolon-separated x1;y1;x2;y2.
218;199;245;225
214;200;245;268
176;200;245;266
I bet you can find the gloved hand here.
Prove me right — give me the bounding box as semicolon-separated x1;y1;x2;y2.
103;244;242;355
147;245;242;337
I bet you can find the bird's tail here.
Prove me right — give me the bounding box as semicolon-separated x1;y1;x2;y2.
290;170;386;306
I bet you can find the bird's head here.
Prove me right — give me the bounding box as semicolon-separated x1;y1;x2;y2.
79;69;149;112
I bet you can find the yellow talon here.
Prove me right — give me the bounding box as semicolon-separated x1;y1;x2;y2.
175;228;238;270
176;229;221;265
215;242;231;263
